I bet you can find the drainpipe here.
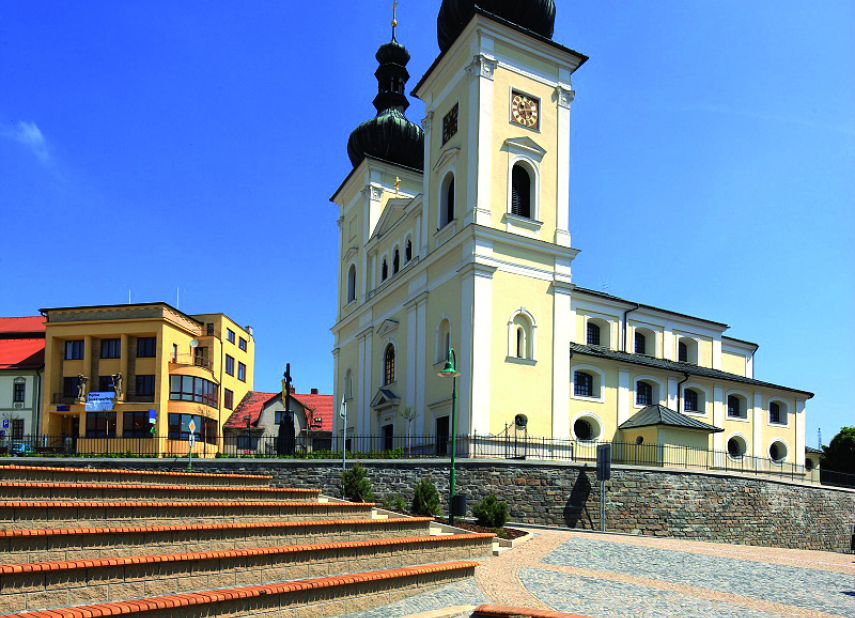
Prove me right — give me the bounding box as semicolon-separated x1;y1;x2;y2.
622;303;640;352
677;372;690;413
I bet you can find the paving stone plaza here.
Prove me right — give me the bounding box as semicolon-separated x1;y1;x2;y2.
349;528;855;618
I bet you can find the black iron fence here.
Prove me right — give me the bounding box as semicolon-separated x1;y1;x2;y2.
0;432;851;489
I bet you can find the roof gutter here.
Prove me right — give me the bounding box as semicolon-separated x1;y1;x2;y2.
622;303;640;352
677;372;690;413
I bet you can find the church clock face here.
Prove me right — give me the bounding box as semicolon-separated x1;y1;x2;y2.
442;104;458;145
511;91;539;129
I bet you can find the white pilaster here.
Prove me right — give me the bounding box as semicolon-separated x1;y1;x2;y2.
712;385;724;452
332;347;341;446
458;262;496;435
421;113;433;257
752;391;763;457
465;53;498;227
554;85;574;247
712;339;722;370
416;296;428;434
617;368;630;426
667;377;679;410
663;331;674;361
405;302;417;414
357;327;374;442
795;398;806;466
551;281;573;439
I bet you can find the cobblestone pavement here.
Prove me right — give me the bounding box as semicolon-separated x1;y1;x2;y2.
337;528;855;618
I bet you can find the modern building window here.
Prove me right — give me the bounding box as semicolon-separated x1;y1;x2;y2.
11;419;24;440
587;322;600;346
393;249;400;274
168;413;217;444
65;340;84;360
86;412;116;438
227;328;236;344
511;164;532;218
574;371;593;397
98;376;115;393
384;345;396;385
225;355;235;376
405;239;412;262
135;375;155;397
100;338;121;359
381;259;389;281
12;381;25;403
206;323;215;336
440;173;455;228
224;389;234;410
62;376;82;398
635;332;646;355
137;337;157;358
346;264;357;302
238;337;247;351
123;411;152;439
684;388;699;412
636;381;653;406
169;375;218;407
237;362;246;382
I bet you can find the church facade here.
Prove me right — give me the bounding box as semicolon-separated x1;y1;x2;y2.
331;1;812;469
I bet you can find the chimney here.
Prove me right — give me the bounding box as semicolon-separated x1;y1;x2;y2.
311;388;318;395
289;385;296;394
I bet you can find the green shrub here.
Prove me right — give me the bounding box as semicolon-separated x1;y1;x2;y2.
380;493;407;511
411;478;441;516
472;494;508;529
342;462;374;503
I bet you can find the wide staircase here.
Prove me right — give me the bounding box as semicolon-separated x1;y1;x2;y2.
0;464;495;618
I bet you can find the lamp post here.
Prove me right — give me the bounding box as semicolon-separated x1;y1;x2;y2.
437;348;460;524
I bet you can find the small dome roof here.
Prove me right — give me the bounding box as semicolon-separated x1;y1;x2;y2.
347;109;424;170
376;39;411;66
437;0;556;52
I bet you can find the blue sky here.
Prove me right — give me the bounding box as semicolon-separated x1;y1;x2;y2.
1;1;852;445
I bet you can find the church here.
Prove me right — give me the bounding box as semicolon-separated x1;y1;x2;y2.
330;0;813;471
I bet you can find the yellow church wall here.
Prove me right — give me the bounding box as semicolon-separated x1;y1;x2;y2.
488;270;555;436
491;243;555;270
494;41;559;82
489;66;559;238
569;362;620;440
722;350;747;376
657;428;711;451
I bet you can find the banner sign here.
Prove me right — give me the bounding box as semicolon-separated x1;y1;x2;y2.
56;405;70;412
85;392;114;412
148;409;157;424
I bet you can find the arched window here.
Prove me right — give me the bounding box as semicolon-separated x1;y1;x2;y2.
684;388;699;412
727;395;742;418
405;239;412;262
436;318;451;364
439;173;455;228
384;345;396;385
574;371;593;397
346;265;356;303
508;310;535;360
516;327;526;358
511;164;531;218
393;249;400;274
678;341;688;362
586;322;600;346
635;332;646;354
677;337;699;364
381;258;388;281
636;381;653;406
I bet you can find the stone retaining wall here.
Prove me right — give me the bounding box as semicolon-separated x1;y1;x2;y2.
7;458;854;553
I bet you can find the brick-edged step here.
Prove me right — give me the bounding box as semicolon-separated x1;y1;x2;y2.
0;534;494;612
0;561;480;618
0;501;374;531
0;517;437;564
0;482;320;503
0;465;272;488
473;605;594;618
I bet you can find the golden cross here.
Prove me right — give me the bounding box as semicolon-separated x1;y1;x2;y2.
394;177;401;194
391;1;398;39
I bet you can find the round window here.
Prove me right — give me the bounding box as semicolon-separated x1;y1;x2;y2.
635;436;644;445
805;458;814;471
727;436;746;458
769;441;787;463
574;418;592;441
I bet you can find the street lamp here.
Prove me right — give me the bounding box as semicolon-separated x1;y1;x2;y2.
437;348;460;524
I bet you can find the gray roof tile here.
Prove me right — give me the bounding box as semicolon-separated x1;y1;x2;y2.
619;404;723;432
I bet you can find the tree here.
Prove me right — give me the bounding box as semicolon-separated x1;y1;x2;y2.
398;406;417;454
821;427;855;475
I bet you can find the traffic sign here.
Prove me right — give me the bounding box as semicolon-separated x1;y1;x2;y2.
2;420;8;429
188;420;196;433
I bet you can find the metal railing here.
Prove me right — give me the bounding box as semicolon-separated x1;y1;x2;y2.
170;354;213;370
0;432;851;489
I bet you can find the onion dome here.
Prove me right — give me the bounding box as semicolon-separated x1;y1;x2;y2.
437;0;556;53
346;35;424;170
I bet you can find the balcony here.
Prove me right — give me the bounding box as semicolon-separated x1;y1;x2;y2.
170;353;213;371
51;393;79;405
124;392;156;404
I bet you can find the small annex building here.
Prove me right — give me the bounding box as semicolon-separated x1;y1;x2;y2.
0;316;46;440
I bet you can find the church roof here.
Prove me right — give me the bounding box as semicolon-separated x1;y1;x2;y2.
569;343;814;397
574;287;729;329
619;405;723;433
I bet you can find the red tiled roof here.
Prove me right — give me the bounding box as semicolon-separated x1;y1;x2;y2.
0;316;45;336
295;392;334;432
0;338;45;370
223;391;278;428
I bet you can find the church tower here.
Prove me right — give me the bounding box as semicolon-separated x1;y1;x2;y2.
332;0;587;449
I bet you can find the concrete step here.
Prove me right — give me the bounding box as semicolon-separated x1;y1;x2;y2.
0;500;376;531
472;604;594;618
0;464;272;487
0;560;481;617
0;516;438;564
0;534;494;611
0;481;319;503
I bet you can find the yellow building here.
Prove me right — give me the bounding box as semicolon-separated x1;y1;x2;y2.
331;2;813;471
40;302;254;455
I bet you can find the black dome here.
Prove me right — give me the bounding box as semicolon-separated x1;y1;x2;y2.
437;0;556;52
347;36;424;170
